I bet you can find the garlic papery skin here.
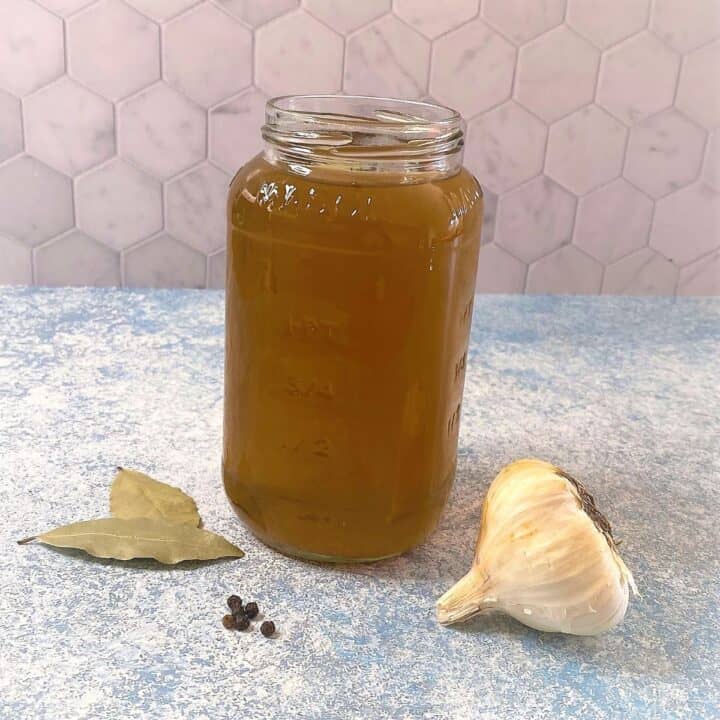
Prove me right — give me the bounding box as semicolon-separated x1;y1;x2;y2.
436;459;637;635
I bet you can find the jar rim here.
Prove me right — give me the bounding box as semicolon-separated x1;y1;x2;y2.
262;94;465;178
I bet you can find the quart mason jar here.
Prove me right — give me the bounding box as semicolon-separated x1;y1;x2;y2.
223;96;483;562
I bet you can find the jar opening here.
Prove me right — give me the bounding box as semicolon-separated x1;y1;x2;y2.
262;95;465;179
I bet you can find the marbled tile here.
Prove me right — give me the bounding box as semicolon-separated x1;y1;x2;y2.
545;105;627;195
207;250;227;289
164;3;252;108
0;235;32;285
480;189;498;246
495;176;576;263
567;0;650;48
624;109;706;199
124;0;202;22
303;0;390;34
650;182;720;265
75;159;163;252
602;247;678;295
0;89;23;163
68;0;160;101
23;77;115;177
216;0;299;27
466;101;547;194
651;0;720;53
704;131;720;192
35;0;96;14
0;0;64;97
344;15;430;99
166;164;231;255
514;26;599;123
430;18;516;118
475;242;527;293
393;0;478;39
677;250;720;296
35;230;120;287
124;234;206;288
118;83;206;180
482;0;565;45
209;88;267;175
573;179;653;265
597;32;680;126
255;11;342;97
526;245;602;293
676;39;720;129
0;157;73;247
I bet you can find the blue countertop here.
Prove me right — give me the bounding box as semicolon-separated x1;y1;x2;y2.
1;288;718;720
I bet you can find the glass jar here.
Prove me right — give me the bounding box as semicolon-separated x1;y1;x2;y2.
223;95;483;562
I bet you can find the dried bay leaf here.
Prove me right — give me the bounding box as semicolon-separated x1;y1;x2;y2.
19;518;244;564
110;467;201;527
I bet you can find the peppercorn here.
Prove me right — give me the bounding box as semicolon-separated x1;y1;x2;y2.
235;614;250;631
227;595;243;612
244;601;259;619
222;614;237;630
260;620;275;637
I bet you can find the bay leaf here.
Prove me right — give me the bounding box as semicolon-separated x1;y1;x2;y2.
110;467;201;527
19;517;244;564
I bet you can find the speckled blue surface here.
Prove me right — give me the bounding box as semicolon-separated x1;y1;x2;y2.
1;288;718;720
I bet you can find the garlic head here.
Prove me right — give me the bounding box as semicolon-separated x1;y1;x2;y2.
436;459;637;635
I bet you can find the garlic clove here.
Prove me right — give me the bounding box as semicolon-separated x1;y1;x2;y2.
436;459;637;636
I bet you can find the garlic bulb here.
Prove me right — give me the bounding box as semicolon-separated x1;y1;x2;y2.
436;459;637;635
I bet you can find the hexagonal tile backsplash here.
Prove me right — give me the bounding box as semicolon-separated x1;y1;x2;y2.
0;0;718;294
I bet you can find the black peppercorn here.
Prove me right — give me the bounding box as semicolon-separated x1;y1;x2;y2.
222;614;237;630
235;614;250;631
260;620;275;637
244;602;259;619
227;595;243;612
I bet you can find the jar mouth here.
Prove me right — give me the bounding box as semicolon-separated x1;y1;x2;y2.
262;95;465;177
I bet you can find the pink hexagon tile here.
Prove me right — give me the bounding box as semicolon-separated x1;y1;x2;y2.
475;244;527;294
164;3;252;108
35;0;95;15
429;18;515;118
124;234;206;288
0;235;32;285
208;250;227;289
0;157;73;247
650;182;720;265
651;0;720;54
0;90;23;163
602;247;678;295
345;15;430;98
256;11;342;97
480;190;498;246
704;132;720;191
494;176;576;263
24;77;115;177
216;0;299;27
597;33;680;126
393;0;478;39
75;159;163;251
677;250;720;295
466;101;547;194
118;83;206;180
514;26;599;123
35;230;121;287
526;245;603;294
125;0;202;22
210;88;267;175
567;0;650;48
68;0;160;102
624;109;706;199
545;105;627;194
573;179;653;265
303;0;390;33
166;164;231;254
482;0;565;45
0;0;64;97
676;40;720;129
